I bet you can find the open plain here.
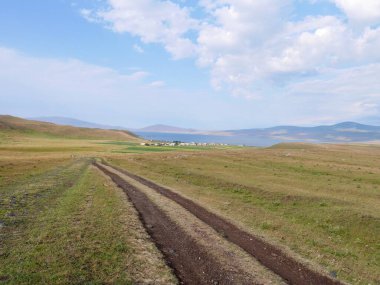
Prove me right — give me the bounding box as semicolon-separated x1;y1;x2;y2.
0;116;379;284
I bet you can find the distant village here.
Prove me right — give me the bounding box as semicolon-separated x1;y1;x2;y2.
140;141;229;147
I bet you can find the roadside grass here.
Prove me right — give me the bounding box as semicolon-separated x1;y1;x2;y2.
0;146;101;153
0;156;70;189
0;136;137;159
0;159;175;284
107;144;380;285
0;159;87;231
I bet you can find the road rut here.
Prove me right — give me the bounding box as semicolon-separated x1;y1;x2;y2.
96;161;344;285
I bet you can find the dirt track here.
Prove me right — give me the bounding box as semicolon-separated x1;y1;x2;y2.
95;162;344;285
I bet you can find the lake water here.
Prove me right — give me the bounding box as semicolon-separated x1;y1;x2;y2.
135;132;282;147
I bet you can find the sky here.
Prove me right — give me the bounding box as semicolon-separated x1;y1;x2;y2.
0;0;379;129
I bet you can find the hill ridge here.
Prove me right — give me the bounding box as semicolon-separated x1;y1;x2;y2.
0;115;139;141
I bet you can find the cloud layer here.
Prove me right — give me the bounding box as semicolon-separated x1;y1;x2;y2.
82;0;380;101
1;45;378;129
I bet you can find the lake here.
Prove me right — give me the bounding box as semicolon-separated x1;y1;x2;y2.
135;132;282;147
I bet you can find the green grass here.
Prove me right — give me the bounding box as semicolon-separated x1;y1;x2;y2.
104;142;236;153
0;156;175;284
1;166;136;284
114;146;178;153
107;145;380;285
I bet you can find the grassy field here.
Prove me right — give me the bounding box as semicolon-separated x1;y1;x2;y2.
1;116;379;284
106;144;380;285
0;143;175;284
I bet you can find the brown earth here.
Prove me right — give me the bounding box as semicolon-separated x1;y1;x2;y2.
95;162;269;285
96;161;344;285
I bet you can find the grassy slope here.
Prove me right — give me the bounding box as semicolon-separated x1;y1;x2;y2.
107;144;380;285
0;115;139;141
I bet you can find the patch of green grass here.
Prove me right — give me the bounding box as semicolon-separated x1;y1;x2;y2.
112;145;217;153
0;159;88;230
115;146;177;153
99;141;139;146
0;163;175;284
1;167;132;284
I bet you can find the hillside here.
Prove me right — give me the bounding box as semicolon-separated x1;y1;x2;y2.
0;115;139;141
29;116;127;130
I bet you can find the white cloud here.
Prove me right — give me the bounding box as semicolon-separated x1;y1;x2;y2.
332;0;380;23
86;0;198;59
197;0;288;66
133;44;144;54
268;16;349;73
289;64;380;97
196;5;379;96
149;80;166;87
0;47;150;102
0;46;259;129
126;71;149;80
1;46;379;128
286;63;380;123
81;0;380;102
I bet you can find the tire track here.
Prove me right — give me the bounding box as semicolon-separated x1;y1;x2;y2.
95;162;272;285
98;161;344;285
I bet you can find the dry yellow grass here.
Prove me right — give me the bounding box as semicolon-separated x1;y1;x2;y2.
0;115;139;141
106;143;380;284
101;163;286;284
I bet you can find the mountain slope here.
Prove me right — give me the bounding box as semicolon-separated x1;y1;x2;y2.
137;124;197;133
30;116;127;130
229;122;380;143
0;115;139;141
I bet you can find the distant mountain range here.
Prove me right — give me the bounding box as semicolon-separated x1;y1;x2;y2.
136;124;197;133
30;117;206;134
29;117;128;130
227;122;380;143
30;116;380;144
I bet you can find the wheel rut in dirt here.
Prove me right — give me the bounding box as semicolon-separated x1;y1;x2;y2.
100;161;344;285
95;162;266;285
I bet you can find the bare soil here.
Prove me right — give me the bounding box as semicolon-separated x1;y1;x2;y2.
96;162;265;285
97;161;344;285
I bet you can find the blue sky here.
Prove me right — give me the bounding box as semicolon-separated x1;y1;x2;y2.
0;0;379;129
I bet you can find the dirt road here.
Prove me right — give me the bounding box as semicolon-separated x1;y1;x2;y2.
95;162;344;285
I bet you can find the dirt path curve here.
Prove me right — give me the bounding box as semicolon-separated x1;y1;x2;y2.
98;161;345;285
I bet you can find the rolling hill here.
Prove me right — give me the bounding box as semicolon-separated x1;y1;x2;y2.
0;115;139;141
5;115;380;144
229;122;380;143
133;121;380;146
136;122;380;143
